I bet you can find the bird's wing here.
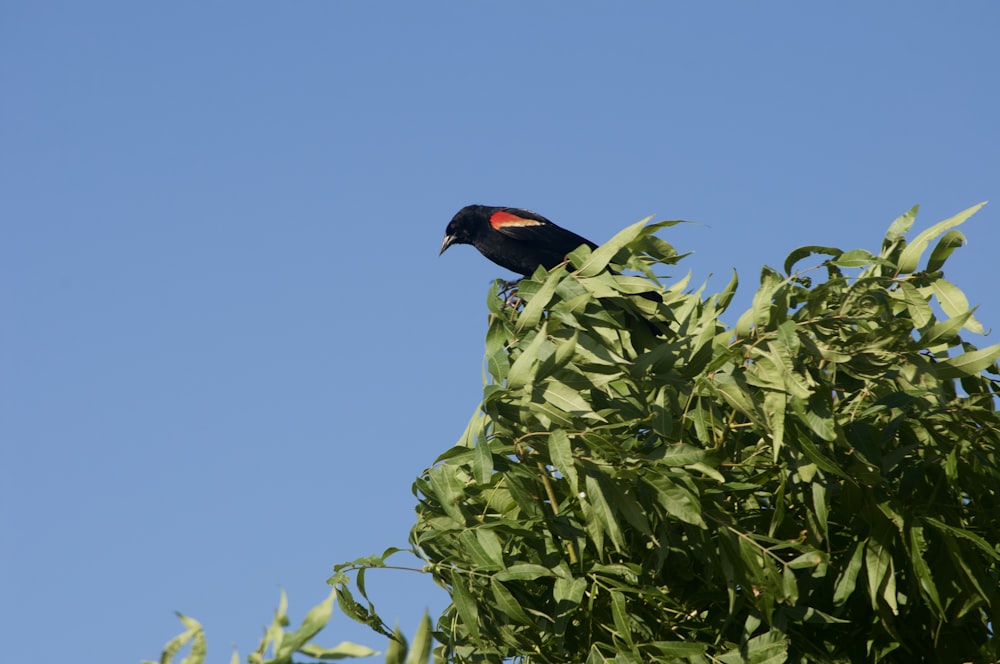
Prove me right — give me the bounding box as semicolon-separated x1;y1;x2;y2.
488;209;597;250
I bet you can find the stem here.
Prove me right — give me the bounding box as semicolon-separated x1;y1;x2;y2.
537;461;579;565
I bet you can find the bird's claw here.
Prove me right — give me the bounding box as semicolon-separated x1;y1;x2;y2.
499;279;523;309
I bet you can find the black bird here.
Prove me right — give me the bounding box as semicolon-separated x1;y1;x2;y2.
440;203;664;314
439;205;597;277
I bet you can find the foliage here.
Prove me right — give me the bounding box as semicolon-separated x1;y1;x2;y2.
145;589;433;664
402;205;1000;662
152;204;999;663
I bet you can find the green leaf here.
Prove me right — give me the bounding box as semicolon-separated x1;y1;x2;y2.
279;589;335;655
335;586;393;638
576;217;652;277
833;541;864;606
934;342;1000;380
896;202;985;274
718;630;788;664
494;564;558;581
927;279;986;335
157;613;205;664
715;268;739;311
404;612;433;664
584;474;625;550
923;516;1000;561
547;429;579;495
779;605;850;624
647;442;705;466
506;323;549;389
449;573;482;643
787;550;826;569
606;482;652;535
472;437;493;484
763;390;786;462
896;280;934;329
907;526;945;618
649;384;675;438
539;379;597;417
782;565;799;603
452;408;484;451
926;229;966;272
647;642;708;657
865;533;898;615
610;590;634;647
299;641;380;660
783;245;842;276
459;529;504;569
916;309;974;348
829;248;880;268
490;579;533;624
885;204;918;241
750;267;784;331
517;267;565;332
649;475;706;527
686;461;725;483
426;465;468;525
550;328;579;371
734;306;755;339
812;481;829;542
385;626;406;664
334;586;365;626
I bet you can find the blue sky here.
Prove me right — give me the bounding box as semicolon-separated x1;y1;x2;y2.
3;3;998;661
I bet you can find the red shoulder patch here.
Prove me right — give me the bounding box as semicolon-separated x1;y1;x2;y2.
490;210;546;230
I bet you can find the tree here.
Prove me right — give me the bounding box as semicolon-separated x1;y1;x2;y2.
403;204;999;662
153;204;1000;663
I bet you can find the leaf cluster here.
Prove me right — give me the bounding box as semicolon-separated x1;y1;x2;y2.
145;587;433;664
410;206;1000;663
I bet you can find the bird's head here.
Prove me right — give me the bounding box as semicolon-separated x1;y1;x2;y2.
439;205;489;255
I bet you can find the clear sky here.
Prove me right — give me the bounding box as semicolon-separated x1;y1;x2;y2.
3;3;998;661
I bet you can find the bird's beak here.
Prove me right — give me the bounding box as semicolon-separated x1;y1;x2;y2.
439;234;456;255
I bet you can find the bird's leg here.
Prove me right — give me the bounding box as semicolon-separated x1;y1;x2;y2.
499;279;523;309
500;278;521;292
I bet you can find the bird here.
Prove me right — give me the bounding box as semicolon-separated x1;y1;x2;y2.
439;205;598;277
441;204;666;337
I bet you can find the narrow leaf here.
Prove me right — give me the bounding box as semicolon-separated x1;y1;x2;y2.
885;205;918;241
449;573;481;642
547;429;579;495
928;279;986;335
299;641;380;659
715;268;739;311
923;516;1000;560
540;379;596;417
506;323;549;389
916;309;973;348
833;541;864;606
763;391;786;462
896;202;985;274
830;248;879;268
517;267;565;332
908;526;945;617
650;476;706;527
404;612;433;664
576;217;652;277
926;229;966;272
934;342;1000;380
490;579;533;624
280;589;335;653
610;590;633;646
783;245;842;276
495;564;558;581
584;474;625;550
